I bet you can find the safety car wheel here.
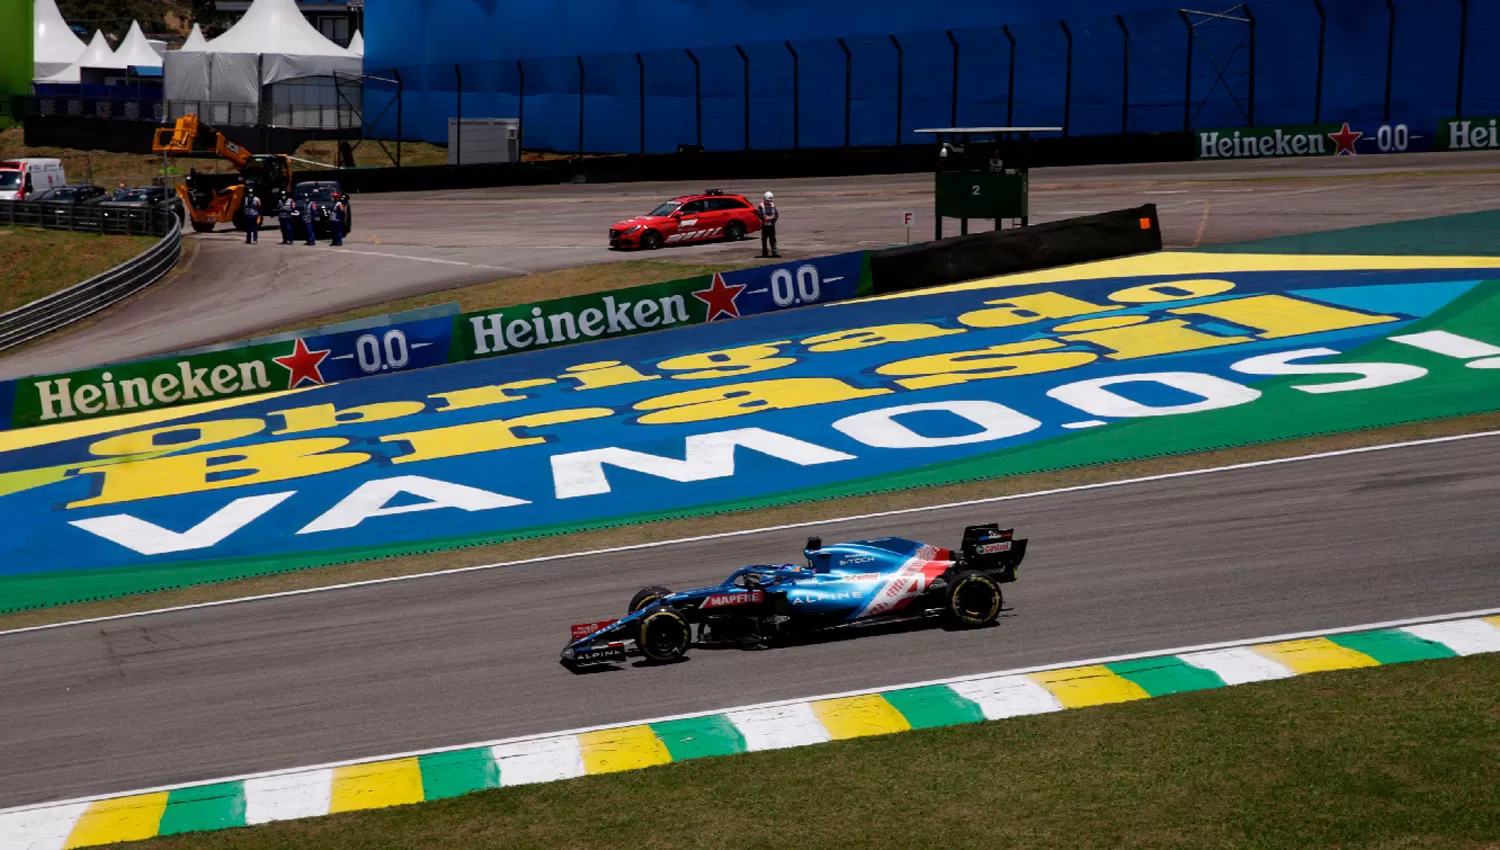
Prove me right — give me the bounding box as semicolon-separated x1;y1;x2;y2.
943;570;1002;628
636;608;691;663
628;585;673;614
725;220;745;242
640;230;663;250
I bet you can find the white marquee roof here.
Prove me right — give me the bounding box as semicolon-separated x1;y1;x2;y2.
33;0;86;65
348;30;363;57
205;0;352;56
40;30;125;82
178;23;208;52
113;21;163;67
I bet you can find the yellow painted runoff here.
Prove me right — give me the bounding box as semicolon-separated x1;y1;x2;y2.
811;694;912;739
328;758;426;813
578;725;673;774
64;792;169;848
1252;637;1380;673
1028;665;1151;708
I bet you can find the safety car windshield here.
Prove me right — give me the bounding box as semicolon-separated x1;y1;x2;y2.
646;201;681;217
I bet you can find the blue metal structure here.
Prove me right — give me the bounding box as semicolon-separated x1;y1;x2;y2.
363;0;1499;154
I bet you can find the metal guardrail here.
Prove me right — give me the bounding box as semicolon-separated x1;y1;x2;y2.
0;201;177;237
0;212;183;352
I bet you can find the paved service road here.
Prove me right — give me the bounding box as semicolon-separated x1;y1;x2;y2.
2;434;1497;807
2;151;1499;379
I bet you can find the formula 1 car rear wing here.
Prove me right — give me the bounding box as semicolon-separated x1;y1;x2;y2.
959;524;1027;583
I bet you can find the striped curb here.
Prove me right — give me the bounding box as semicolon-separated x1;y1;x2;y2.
4;612;1499;849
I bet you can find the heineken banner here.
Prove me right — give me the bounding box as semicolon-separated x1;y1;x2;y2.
0;251;874;431
453;251;872;360
1196;120;1434;160
1435;117;1500;152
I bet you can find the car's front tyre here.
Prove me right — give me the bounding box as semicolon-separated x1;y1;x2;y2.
943;570;1002;628
628;585;673;614
640;230;663;250
636;608;692;663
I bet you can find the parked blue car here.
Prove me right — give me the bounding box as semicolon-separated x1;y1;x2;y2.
561;525;1027;670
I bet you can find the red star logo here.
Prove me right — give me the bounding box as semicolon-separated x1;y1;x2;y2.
1328;122;1362;156
273;338;331;389
691;272;748;322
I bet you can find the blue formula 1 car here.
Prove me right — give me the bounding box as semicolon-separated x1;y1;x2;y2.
561;525;1026;670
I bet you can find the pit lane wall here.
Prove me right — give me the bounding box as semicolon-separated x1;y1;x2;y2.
3;239;1500;610
5;613;1498;849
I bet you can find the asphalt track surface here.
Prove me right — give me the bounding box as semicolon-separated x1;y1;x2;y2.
2;435;1499;807
3;149;1500;378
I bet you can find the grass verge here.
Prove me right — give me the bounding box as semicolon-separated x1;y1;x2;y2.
256;258;763;334
5;410;1496;631
120;652;1500;850
0;227;157;313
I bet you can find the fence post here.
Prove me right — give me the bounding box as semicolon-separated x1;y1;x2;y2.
1455;0;1468;117
1116;15;1130;134
1312;0;1326;122
517;60;526;157
454;63;462;166
685;49;702;148
946;30;959;127
837;38;852;146
736;45;750;150
636;53;646;155
1383;0;1395;122
1059;21;1072;136
578;56;586;155
786;41;800;149
1179;10;1192;131
394;68;403;167
1244;3;1256;127
890;34;904;144
1003;25;1016;125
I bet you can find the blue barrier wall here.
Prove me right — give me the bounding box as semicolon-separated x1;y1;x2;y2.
365;0;1499;152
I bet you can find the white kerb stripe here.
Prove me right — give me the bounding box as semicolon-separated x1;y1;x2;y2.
948;675;1064;719
1401;619;1500;656
0;802;90;850
492;736;584;786
1178;648;1296;685
243;769;333;825
728;703;832;751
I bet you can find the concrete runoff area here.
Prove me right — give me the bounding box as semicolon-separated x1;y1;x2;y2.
2;151;1500;379
0;434;1496;807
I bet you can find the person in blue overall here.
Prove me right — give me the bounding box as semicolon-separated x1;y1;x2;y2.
277;196;296;244
303;199;318;245
329;194;345;247
242;192;261;244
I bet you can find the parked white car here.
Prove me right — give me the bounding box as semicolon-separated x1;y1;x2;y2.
0;158;67;201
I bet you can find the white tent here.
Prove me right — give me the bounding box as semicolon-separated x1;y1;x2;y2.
164;0;360;110
40;30;125;83
113;21;164;68
33;0;87;79
178;24;208;52
348;31;363;58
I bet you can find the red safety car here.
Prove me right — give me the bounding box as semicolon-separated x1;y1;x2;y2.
609;189;762;250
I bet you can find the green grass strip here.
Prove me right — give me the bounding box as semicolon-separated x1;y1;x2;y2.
1105;656;1228;696
157;782;246;836
418;749;501;801
648;716;748;761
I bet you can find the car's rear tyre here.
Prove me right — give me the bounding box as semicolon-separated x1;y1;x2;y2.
628;585;673;614
636;608;691;663
943;570;1002;628
190;221;215;233
725;220;746;242
641;230;663;250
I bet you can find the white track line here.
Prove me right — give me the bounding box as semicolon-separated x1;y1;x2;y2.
3;606;1496;814
3;428;1498;638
